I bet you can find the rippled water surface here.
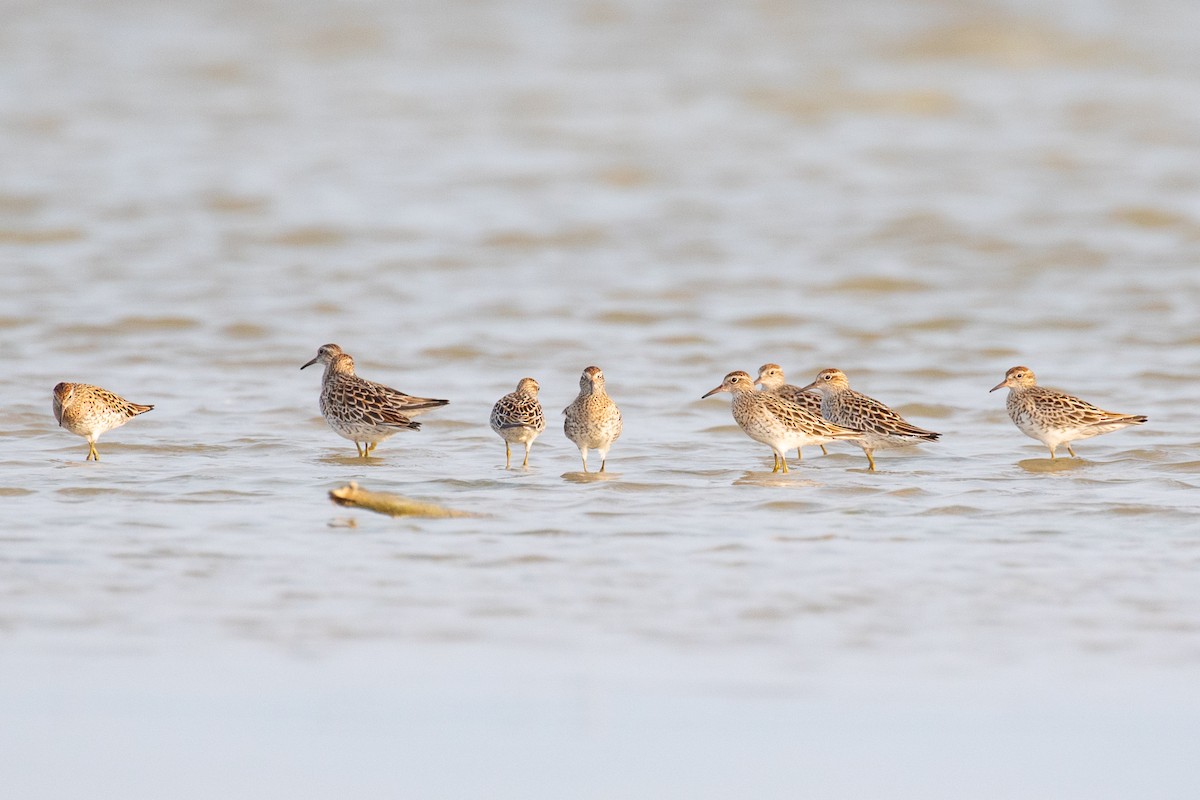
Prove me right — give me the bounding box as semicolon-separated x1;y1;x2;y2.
3;1;1200;797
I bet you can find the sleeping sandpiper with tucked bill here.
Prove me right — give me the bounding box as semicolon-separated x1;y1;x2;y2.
563;366;622;473
990;366;1147;459
52;382;153;461
703;371;863;474
490;377;546;469
800;368;940;471
755;363;829;459
301;343;448;458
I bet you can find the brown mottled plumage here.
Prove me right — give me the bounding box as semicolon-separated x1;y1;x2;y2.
800;368;939;471
755;363;828;459
490;377;546;468
563;366;622;473
703;371;863;474
301;343;448;457
53;382;153;461
990;366;1146;458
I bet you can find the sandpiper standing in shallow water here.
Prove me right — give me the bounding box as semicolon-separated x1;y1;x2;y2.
301;343;448;457
800;368;940;471
563;366;622;473
990;366;1147;459
703;371;863;474
755;363;829;459
52;382;153;461
490;377;546;469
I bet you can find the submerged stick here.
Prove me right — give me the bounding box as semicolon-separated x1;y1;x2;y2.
328;482;476;518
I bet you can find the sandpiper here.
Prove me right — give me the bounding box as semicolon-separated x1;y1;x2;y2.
990;366;1147;458
300;343;448;457
52;382;153;461
755;363;828;459
490;377;546;468
563;366;622;473
703;371;863;474
800;368;940;471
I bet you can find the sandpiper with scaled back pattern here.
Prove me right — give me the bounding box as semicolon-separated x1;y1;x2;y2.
800;368;940;471
301;343;448;457
990;366;1146;458
490;377;546;469
52;382;153;461
563;366;623;473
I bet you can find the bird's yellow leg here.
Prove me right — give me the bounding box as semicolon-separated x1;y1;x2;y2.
1048;447;1056;459
866;451;876;471
522;443;531;468
820;445;828;456
771;453;780;473
504;442;512;469
795;448;803;462
1066;445;1077;458
354;442;364;457
87;442;99;461
599;459;607;473
780;456;790;474
367;442;377;453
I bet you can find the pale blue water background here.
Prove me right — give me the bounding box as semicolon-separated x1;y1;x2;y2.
2;0;1200;797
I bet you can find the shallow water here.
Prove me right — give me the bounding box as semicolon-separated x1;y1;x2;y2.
3;0;1200;797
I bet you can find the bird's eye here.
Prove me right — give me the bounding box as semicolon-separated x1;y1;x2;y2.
823;373;831;380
